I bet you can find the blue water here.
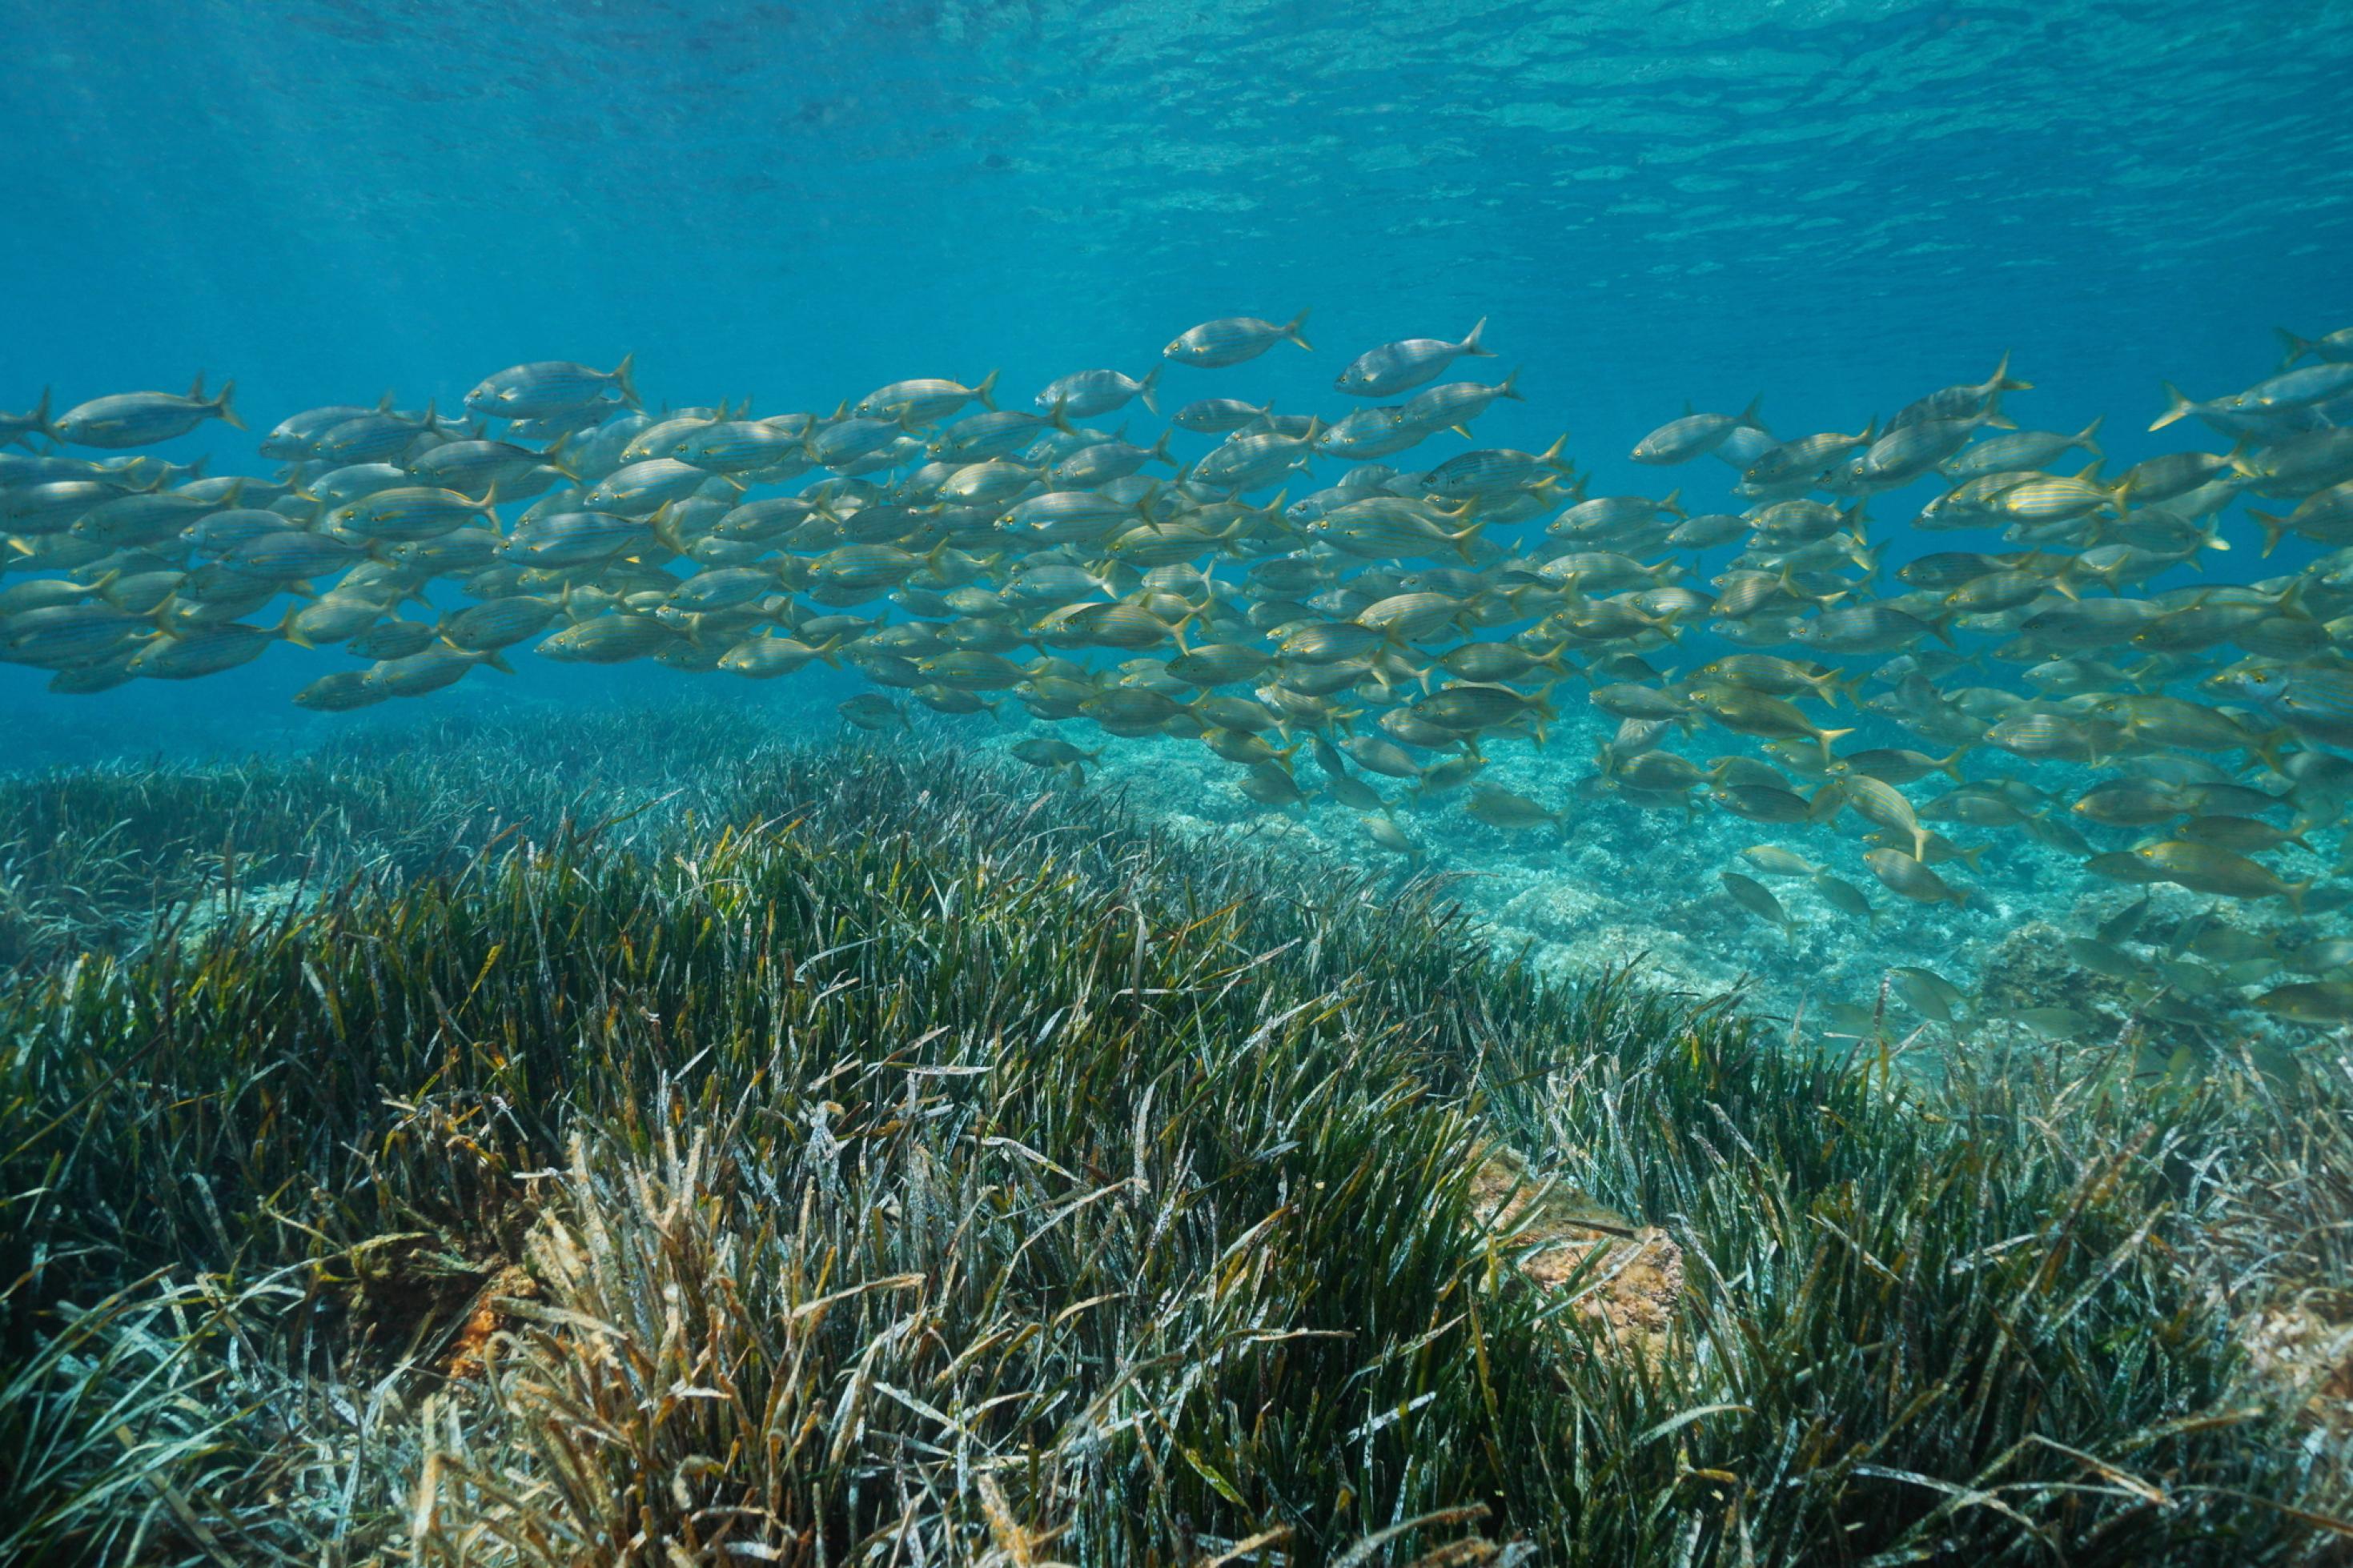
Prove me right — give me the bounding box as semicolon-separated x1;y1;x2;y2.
9;0;2349;490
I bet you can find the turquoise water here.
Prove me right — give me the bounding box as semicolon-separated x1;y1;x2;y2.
4;0;2351;1048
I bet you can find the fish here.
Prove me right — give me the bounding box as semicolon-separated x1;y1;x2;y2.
1688;684;1854;761
854;372;999;423
1850;409;2013;490
539;613;676;664
721;633;840;679
1721;871;1795;935
368;646;506;696
1741;845;1817;878
1171;398;1275;434
2133;842;2311;909
52;375;244;448
1826;776;1929;860
1863;849;1969;907
466;357;640;419
1335;319;1493;398
1421;439;1572;501
1812;873;1877;924
293;669;390;711
125;623;275;680
1942;418;2104;481
1163;311;1313;368
2206;664;2353;749
1889;965;1966;1023
2252;982;2353;1026
1;603;154;669
1455;783;1558;831
1630;397;1765;465
1036;367;1162;419
1743;422;1876;488
1396;373;1524;433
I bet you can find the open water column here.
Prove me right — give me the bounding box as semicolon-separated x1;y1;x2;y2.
2;2;2350;1563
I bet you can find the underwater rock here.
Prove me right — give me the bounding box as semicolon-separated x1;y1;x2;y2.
1468;1144;1684;1361
1974;918;2134;1024
444;1261;538;1380
2239;1304;2353;1434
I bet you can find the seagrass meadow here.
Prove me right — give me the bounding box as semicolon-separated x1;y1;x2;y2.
2;704;2351;1565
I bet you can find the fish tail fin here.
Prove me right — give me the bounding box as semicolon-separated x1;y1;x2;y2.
974;367;1000;411
612;352;640;410
2255;727;2296;776
2275;327;2311;368
1148;428;1176;467
1136;363;1162;415
1817;727;1856;764
543;432;581;482
2076;413;2105;458
1659;485;1684;519
1738;391;1765;428
1496;365;1525;401
275;601;312;648
2148;381;2197;431
649;499;686;555
474;478;501;517
1046;397;1076;435
1982;398;2017;431
480;649;516;676
2247;510;2288;558
1460;315;1492;357
211;379;246;431
1992;350;2032;392
2287;880;2311;918
1537;431;1572;471
1283;307;1313;351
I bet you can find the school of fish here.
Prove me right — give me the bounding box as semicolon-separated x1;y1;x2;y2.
4;314;2351;1032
